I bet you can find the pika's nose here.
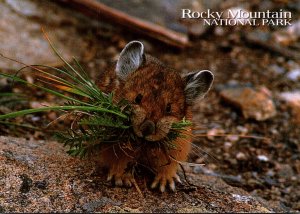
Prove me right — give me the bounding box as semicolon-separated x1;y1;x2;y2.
140;120;155;136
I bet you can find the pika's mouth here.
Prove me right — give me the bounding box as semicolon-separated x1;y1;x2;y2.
133;117;178;142
130;106;178;141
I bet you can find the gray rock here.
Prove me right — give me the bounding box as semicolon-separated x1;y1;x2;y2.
0;0;86;70
286;68;300;81
0;136;281;212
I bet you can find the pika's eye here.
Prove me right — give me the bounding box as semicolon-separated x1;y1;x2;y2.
135;94;143;104
166;103;171;113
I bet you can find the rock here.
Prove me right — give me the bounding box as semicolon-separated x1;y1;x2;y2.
236;125;248;134
276;164;294;179
0;136;280;212
206;128;225;140
236;152;247;161
257;155;269;162
272;20;300;46
269;64;285;75
224;142;233;151
226;135;239;142
220;87;277;121
0;0;86;70
286;68;300;81
279;91;300;124
214;26;226;36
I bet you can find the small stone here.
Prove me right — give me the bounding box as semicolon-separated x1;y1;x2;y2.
291;176;297;181
195;157;205;164
207;163;217;170
286;68;300;81
276;164;294;178
214;26;225;36
224;142;232;151
257;155;269;162
264;177;277;186
270;128;279;135
236;152;247;160
193;165;214;175
276;57;285;63
226;135;239;142
30;116;41;122
272;20;300;45
40;196;51;205
236;126;248;134
279;91;300;124
206;128;225;140
266;169;275;177
231;194;252;203
220;87;277;121
287;60;299;69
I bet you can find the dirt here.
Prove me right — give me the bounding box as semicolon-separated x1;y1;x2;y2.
0;136;277;212
0;0;299;212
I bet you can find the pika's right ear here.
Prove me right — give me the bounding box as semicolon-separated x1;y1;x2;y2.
116;41;145;80
183;70;214;105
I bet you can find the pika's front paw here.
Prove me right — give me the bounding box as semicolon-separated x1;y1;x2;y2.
107;171;134;187
151;172;181;192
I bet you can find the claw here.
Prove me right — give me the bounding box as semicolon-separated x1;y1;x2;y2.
169;180;175;191
151;173;181;192
160;184;166;192
159;178;167;192
107;174;113;182
174;174;182;184
151;179;159;189
107;170;134;187
124;178;133;187
115;177;123;186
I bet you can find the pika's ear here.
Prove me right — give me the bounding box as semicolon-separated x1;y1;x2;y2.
116;41;145;80
183;70;214;104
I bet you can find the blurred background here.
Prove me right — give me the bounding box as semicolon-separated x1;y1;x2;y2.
0;0;299;211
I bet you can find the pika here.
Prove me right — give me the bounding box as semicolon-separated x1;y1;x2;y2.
97;41;213;192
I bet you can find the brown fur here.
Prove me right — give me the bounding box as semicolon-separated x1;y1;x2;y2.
96;49;210;192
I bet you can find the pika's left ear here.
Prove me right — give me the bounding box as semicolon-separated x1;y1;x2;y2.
183;70;214;104
116;41;145;80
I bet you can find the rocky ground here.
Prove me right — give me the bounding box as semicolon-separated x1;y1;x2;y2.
0;136;276;212
0;0;300;212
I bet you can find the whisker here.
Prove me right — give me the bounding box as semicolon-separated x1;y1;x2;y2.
193;133;270;141
168;155;205;167
190;143;219;163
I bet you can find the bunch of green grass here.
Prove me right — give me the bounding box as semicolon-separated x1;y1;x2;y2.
0;35;191;158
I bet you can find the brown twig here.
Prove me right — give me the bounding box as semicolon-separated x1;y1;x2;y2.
132;177;144;199
56;0;189;48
